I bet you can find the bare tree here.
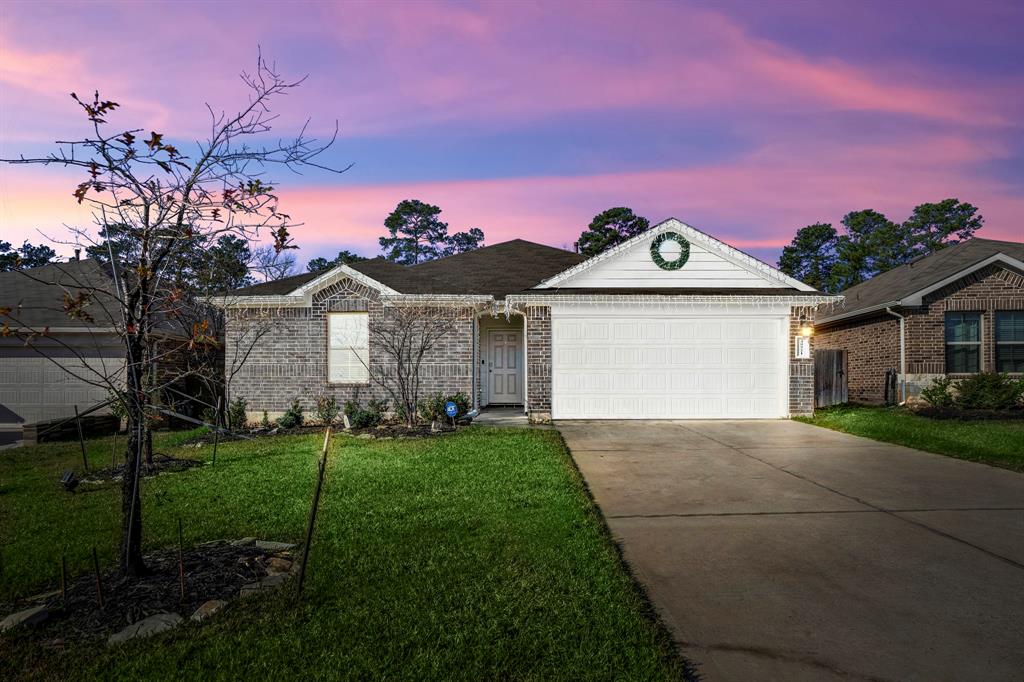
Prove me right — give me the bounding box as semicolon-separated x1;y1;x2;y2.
250;244;298;282
0;53;347;575
367;303;465;427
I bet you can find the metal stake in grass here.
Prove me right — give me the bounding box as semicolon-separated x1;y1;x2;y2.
212;395;222;466
297;427;331;595
91;546;104;608
178;518;186;601
75;404;88;472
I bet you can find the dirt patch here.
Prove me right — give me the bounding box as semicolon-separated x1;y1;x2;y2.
81;454;204;484
0;540;293;646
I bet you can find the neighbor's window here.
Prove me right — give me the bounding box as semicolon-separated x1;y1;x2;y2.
945;312;981;373
328;312;369;383
995;311;1024;373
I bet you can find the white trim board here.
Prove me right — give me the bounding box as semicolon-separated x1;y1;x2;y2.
536;218;816;292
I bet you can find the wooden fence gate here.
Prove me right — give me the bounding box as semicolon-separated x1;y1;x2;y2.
814;349;848;408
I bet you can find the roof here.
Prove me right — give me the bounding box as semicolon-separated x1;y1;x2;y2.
0;259;121;329
228;240;586;299
818;238;1024;324
519;288;828;296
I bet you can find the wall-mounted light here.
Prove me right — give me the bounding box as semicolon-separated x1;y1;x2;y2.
799;314;813;337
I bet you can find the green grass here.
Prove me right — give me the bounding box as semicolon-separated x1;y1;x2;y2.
796;405;1024;472
0;428;686;680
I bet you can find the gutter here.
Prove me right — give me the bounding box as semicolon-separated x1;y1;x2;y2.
885;307;907;404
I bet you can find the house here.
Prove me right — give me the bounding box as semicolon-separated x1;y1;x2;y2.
0;258;211;446
814;238;1024;404
220;218;837;422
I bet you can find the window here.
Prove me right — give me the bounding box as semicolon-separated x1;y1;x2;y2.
996;311;1024;373
328;313;369;383
945;312;981;373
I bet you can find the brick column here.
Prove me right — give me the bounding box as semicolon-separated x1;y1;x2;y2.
525;305;552;422
789;306;815;416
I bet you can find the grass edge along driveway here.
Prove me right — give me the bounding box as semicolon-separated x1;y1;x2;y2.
0;427;691;680
796;405;1024;472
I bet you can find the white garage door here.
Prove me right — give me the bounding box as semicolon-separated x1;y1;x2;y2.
551;308;788;419
0;356;115;425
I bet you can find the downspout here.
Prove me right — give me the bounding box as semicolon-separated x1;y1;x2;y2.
885;307;907;404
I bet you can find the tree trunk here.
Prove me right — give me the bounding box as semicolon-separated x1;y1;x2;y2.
143;426;153;466
120;341;147;576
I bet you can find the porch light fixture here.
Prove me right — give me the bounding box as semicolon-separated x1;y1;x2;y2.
799;315;813;337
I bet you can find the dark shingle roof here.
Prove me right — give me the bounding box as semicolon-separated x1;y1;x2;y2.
229;240;585;298
820;238;1024;322
0;259;121;329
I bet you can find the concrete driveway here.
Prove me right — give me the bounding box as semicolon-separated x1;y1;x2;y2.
558;420;1024;682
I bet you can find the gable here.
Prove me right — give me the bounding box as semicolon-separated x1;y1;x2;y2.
537;219;814;291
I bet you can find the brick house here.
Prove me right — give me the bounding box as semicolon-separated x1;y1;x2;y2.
814;238;1024;405
219;219;837;423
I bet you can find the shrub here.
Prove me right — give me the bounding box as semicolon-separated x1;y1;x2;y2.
952;372;1024;411
343;399;386;429
260;410;271;429
277;398;305;429
227;396;248;430
315;394;340;426
417;392;471;422
920;377;954;409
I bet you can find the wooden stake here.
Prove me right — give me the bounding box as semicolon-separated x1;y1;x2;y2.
75;405;88;472
297;427;331;595
211;396;222;466
178;518;185;601
91;546;104;608
111;432;117;470
60;554;67;601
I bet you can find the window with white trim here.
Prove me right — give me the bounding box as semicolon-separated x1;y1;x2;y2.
944;312;981;373
328;312;369;383
995;311;1024;373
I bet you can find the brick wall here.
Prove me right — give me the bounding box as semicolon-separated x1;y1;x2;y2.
525;305;551;422
788;305;816;416
815;313;899;405
225;279;474;423
815;264;1024;405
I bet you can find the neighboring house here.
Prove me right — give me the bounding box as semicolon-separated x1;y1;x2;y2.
0;258;206;445
220;219;836;422
814;238;1024;405
0;259;124;442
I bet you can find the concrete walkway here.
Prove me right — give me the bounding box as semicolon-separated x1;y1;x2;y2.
558;420;1024;682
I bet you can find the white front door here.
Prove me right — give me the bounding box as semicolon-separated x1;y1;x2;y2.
488;330;523;404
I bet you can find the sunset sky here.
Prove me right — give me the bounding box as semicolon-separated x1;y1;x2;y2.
1;0;1022;268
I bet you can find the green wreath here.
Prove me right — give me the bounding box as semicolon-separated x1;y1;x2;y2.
650;232;691;270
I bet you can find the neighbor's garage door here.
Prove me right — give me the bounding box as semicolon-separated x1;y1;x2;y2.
0;356;114;425
551;308;788;419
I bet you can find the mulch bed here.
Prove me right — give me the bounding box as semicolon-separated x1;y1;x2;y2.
0;541;290;646
81;454;204;484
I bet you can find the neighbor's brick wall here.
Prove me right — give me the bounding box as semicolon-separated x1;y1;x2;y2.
903;264;1024;375
814;313;899;405
788;306;816;416
814;264;1024;405
225;279;474;422
525;305;552;421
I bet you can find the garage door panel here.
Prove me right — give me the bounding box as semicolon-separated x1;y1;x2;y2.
552;311;786;419
0;356;114;424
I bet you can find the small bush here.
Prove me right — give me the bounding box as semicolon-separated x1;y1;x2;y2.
315;394;340;426
417;392;471;422
277;398;305;429
227;396;248;430
260;410;271;429
920;377;954;408
344;399;386;429
953;372;1024;411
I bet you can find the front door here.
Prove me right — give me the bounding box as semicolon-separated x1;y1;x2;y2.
488;330;523;404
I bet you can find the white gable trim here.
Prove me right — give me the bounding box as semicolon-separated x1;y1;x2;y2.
213;264;398;308
901;253;1024;306
536;218;815;292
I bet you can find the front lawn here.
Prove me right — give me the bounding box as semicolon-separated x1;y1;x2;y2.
0;428;687;680
797;405;1024;472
